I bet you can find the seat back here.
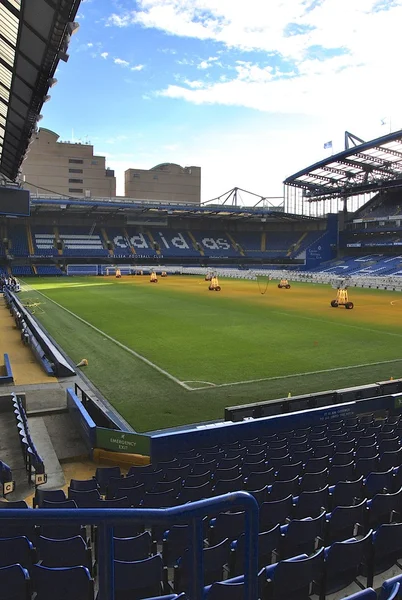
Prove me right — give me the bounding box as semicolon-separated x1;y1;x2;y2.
114;555;163;600
0;564;30;600
269;547;324;600
32;564;94;600
323;531;372;596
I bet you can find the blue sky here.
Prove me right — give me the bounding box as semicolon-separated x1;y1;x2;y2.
41;0;402;201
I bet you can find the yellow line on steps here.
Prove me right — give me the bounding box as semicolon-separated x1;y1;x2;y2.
0;301;57;385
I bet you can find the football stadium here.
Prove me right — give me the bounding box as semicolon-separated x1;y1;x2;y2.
2;1;402;599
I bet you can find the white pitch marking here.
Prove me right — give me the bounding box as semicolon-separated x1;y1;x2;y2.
186;357;402;391
182;380;217;387
27;287;193;391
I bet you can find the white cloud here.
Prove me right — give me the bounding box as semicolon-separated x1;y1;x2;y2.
101;52;109;59
114;58;130;67
107;0;402;123
130;64;144;71
87;42;93;48
198;56;219;69
183;79;205;89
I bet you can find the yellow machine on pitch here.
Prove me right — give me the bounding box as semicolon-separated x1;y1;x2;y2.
209;275;221;292
331;286;354;309
278;278;291;289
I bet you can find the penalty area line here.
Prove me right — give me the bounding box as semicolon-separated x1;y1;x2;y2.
28;287;193;391
187;357;402;391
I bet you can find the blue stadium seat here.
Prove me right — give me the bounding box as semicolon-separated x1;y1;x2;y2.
329;477;364;508
244;468;274;490
293;485;329;519
355;444;378;460
328;461;355;486
325;499;367;544
0;563;30;600
368;523;402;587
230;525;281;576
305;456;329;474
162;526;192;568
267;476;299;501
33;489;66;508
114;532;153;561
94;466;122;495
259;495;293;531
247;486;267;506
276;462;303;481
263;547;324;600
321;532;372;597
381;575;402;600
68;489;101;508
379;449;402;472
174;539;230;593
343;590;377;599
0;536;34;570
355;456;380;479
242;460;268;476
178;482;211;504
367;487;402;529
332;450;354;466
32;564;94;600
37;535;92;571
107;475;141;499
204;580;244;600
184;472;211;488
115;485;145;507
208;511;245;545
364;468;393;497
114;554;165;600
213;475;243;496
69;479;99;492
280;511;325;559
300;469;328;492
143;489;178;508
152;478;182;495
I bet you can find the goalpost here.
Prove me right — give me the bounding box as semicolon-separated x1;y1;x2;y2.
66;264;98;276
103;265;136;276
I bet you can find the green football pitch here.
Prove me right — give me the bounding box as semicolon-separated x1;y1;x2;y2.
20;276;402;433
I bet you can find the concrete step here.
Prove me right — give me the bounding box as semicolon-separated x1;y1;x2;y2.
27;416;65;490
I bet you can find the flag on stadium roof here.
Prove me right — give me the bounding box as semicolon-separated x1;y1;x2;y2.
324;141;333;149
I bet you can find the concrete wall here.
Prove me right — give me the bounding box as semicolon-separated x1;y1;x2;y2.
21;129;116;199
125;163;201;205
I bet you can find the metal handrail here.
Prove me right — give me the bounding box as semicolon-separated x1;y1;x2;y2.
0;491;259;600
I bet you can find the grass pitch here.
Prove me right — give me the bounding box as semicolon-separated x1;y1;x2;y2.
20;276;402;432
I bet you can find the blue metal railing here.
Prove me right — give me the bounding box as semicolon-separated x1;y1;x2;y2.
0;491;259;600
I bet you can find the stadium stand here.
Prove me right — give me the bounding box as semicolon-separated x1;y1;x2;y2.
2;411;402;597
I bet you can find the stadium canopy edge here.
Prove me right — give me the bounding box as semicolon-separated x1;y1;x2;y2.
284;129;402;201
0;0;81;182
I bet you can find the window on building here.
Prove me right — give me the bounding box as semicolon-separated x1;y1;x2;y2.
133;174;140;178
69;159;83;164
69;168;83;174
153;175;158;180
69;188;83;193
91;160;98;165
69;178;83;184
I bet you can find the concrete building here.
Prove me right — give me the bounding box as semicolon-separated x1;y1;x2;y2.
21;128;116;198
125;163;201;204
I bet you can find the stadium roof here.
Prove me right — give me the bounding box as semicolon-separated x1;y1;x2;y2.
284;129;402;201
29;197;320;221
0;0;80;182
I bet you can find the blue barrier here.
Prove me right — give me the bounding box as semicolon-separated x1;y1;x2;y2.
66;388;97;450
0;491;259;600
4;290;75;377
0;353;13;384
150;393;402;462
